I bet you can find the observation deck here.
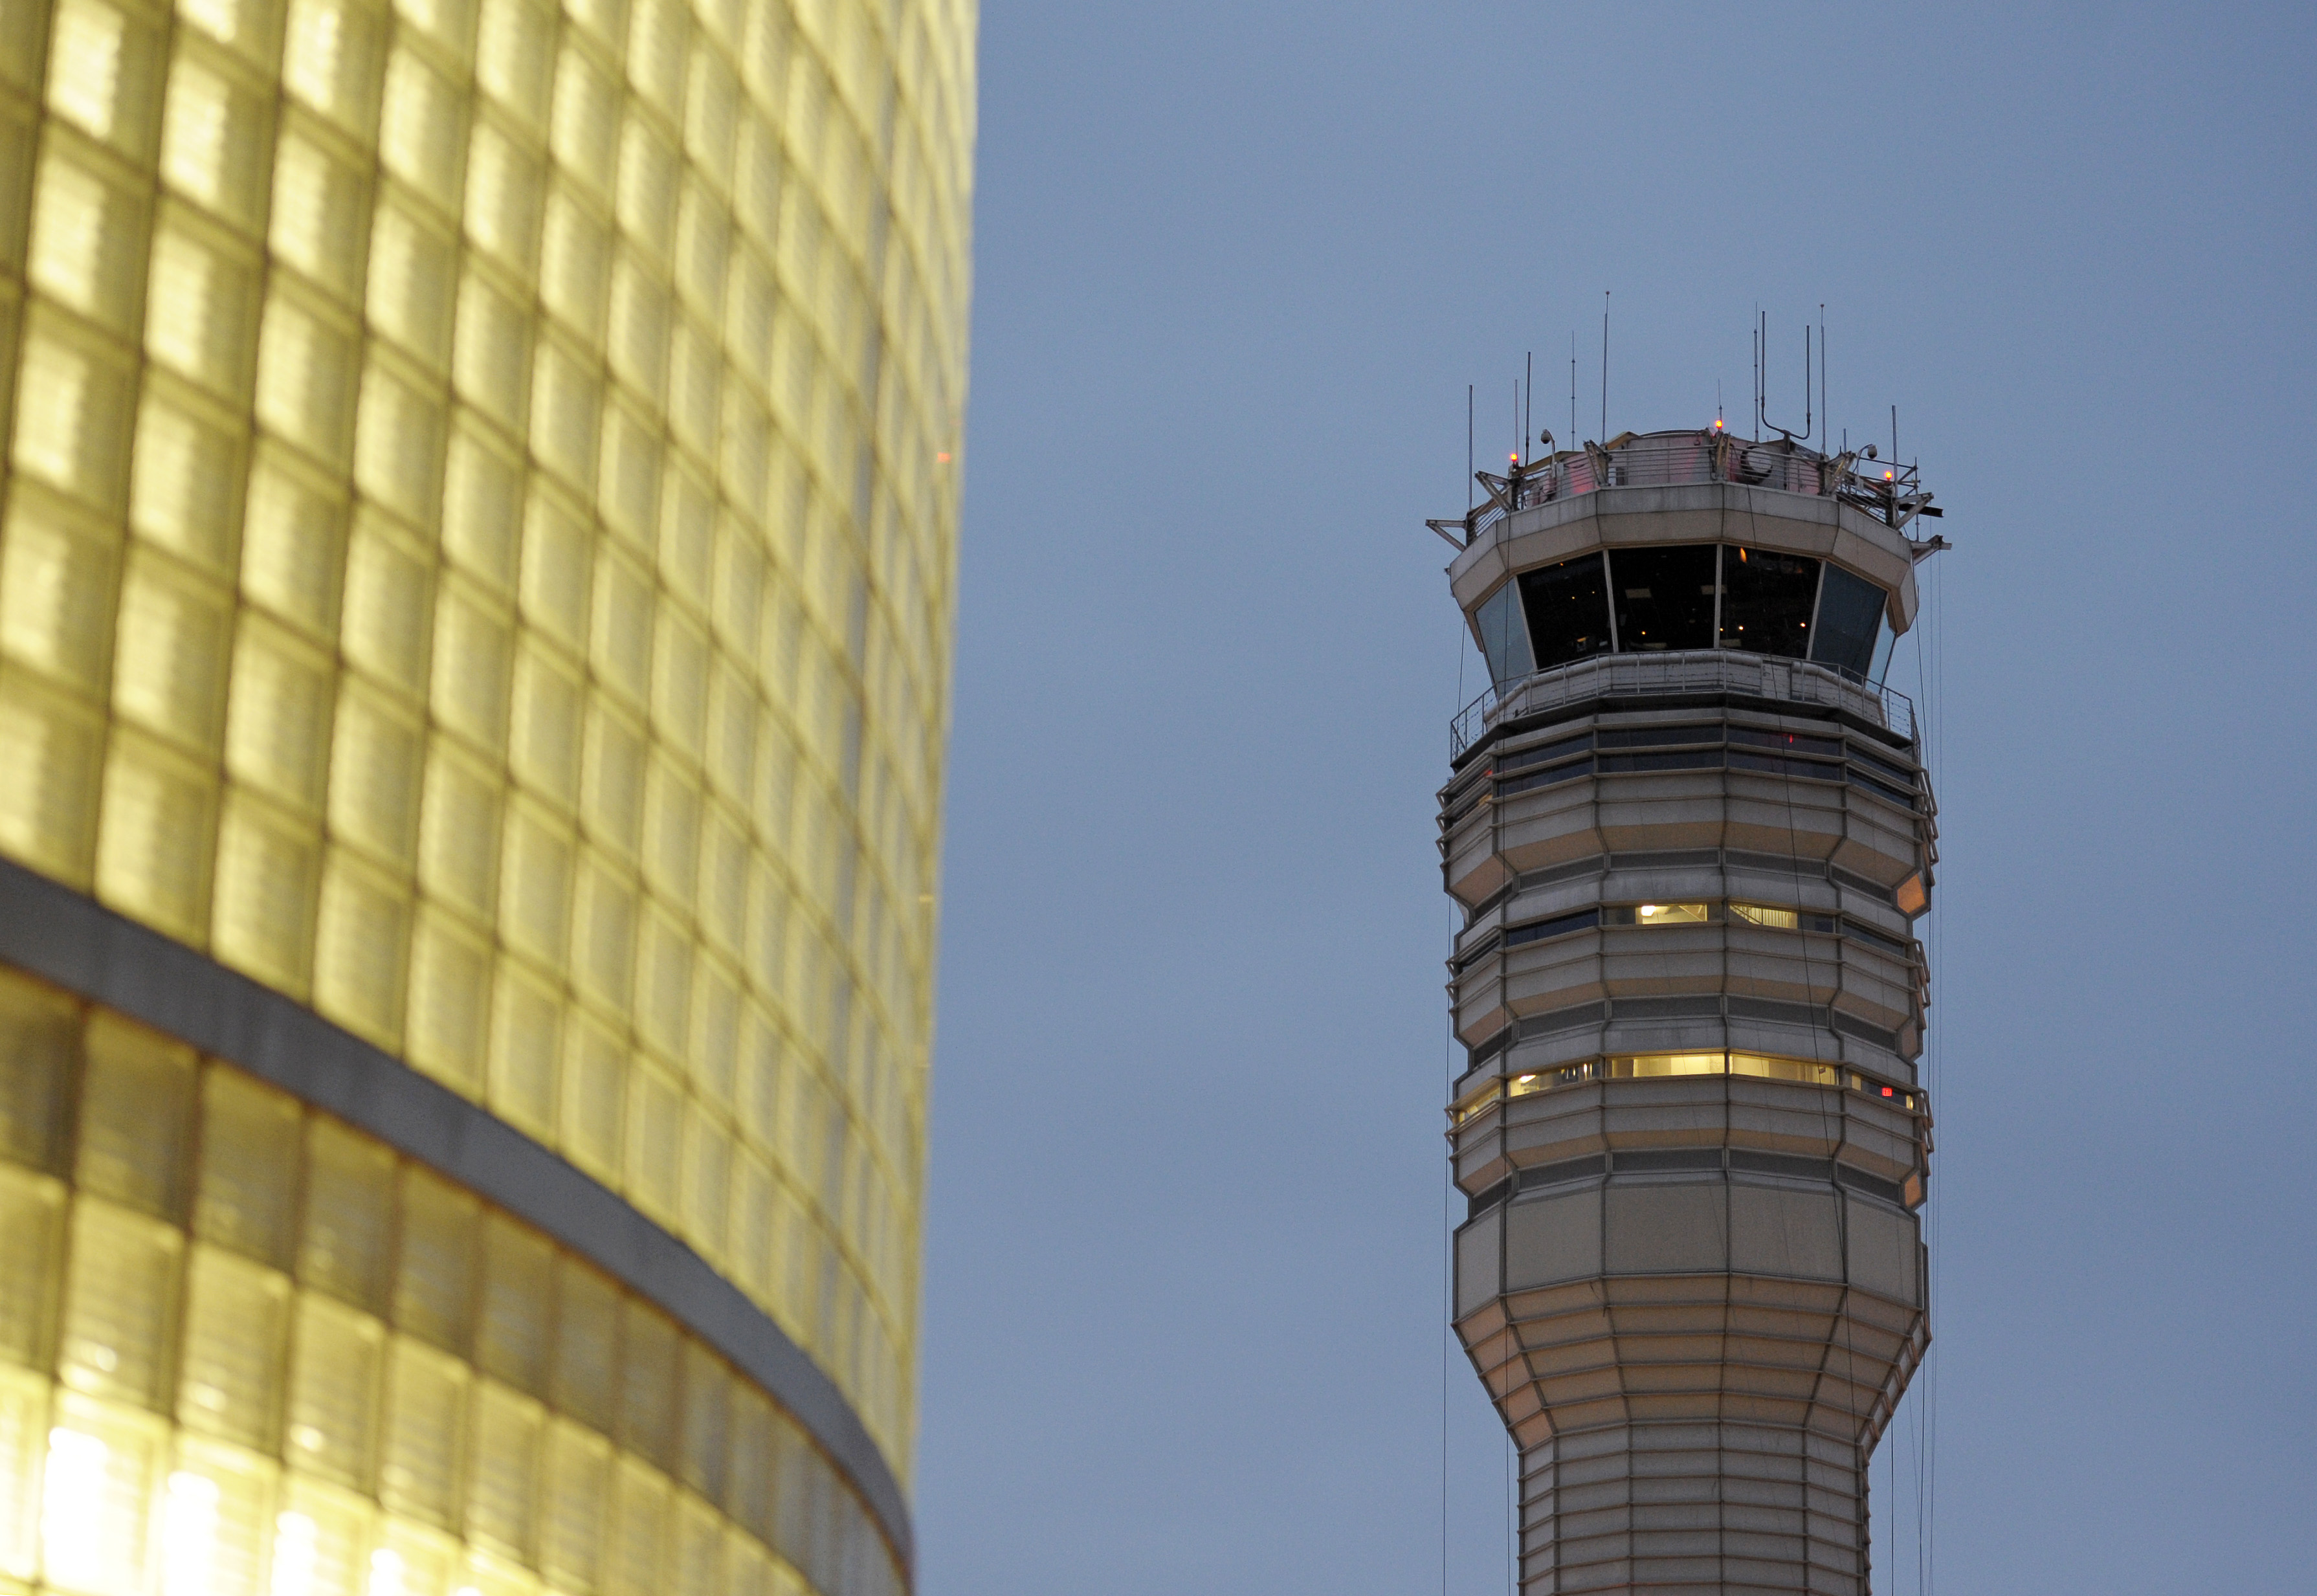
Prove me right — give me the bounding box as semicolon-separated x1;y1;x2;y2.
1441;428;1946;765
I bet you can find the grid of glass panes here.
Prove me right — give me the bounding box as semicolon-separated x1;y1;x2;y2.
0;968;904;1596
0;0;975;1476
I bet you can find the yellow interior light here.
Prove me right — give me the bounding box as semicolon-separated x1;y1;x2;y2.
368;1548;406;1596
41;1428;109;1586
272;1511;319;1596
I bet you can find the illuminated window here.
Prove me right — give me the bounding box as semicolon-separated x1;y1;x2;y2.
1457;1048;1918;1115
1599;902;1711;927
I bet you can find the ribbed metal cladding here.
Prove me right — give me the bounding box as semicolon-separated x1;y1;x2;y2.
1439;456;1940;1596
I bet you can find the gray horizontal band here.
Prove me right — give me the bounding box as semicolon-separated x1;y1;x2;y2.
0;855;912;1573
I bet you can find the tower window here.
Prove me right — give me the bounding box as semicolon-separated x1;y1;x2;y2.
1605;544;1716;650
1515;553;1612;670
1719;546;1818;658
1811;563;1886;677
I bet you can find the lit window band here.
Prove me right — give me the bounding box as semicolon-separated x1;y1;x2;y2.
1449;1052;1926;1126
1488;900;1911;946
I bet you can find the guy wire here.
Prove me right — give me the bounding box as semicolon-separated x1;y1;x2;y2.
1444;590;1470;1596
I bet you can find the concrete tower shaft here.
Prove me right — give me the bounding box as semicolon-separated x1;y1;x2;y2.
1437;430;1943;1596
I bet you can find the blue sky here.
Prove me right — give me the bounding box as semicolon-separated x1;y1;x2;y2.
915;4;2316;1592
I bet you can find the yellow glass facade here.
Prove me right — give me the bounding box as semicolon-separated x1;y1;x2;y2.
0;0;969;1579
0;967;902;1596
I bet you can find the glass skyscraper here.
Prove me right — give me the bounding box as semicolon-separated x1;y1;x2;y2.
0;0;971;1587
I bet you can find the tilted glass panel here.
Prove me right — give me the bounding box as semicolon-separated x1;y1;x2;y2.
1717;544;1817;658
1471;580;1531;687
1514;553;1611;670
1606;544;1715;652
1810;562;1886;676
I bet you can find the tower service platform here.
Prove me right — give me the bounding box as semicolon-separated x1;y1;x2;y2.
1435;427;1944;1595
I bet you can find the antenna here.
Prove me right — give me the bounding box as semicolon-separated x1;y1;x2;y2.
1569;335;1577;450
1524;351;1532;466
1752;309;1762;439
1599;293;1610;441
1818;304;1827;450
1761;313;1810;441
1466;384;1474;511
1804;324;1812;443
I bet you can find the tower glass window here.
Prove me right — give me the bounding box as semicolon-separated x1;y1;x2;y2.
1474;579;1532;685
1718;545;1817;657
1606;544;1716;652
1812;562;1887;677
1514;553;1610;672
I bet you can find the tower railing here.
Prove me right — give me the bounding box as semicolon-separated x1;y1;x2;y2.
1451;650;1915;759
1445;428;1938;547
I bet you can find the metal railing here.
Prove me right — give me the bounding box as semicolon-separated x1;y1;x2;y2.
1434;428;1938;547
1451;650;1915;759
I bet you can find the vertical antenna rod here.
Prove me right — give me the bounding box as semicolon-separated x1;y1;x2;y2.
1600;293;1610;441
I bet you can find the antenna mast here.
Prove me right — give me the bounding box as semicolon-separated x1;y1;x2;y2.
1600;293;1610;441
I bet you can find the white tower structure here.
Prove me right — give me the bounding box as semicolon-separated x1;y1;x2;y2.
1436;429;1944;1596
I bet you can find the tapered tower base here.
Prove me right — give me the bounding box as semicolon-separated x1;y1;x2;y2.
1516;1423;1870;1595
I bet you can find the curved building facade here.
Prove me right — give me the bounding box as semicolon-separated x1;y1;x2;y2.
0;0;973;1585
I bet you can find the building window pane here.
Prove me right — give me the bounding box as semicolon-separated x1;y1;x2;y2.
1717;544;1817;658
1514;553;1610;671
1810;562;1885;676
1606;543;1715;653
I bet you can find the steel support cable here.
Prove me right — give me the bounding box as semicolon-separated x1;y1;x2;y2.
1445;612;1469;1596
1920;545;1947;1596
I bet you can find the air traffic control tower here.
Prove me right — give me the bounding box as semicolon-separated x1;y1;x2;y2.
1434;428;1945;1595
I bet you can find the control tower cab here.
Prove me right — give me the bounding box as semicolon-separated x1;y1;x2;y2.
1435;427;1946;1596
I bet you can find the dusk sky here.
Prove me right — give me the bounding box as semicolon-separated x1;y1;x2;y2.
915;5;2316;1593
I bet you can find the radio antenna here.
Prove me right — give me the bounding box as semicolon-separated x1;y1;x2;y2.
1524;351;1532;465
1752;309;1762;439
1599;292;1610;441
